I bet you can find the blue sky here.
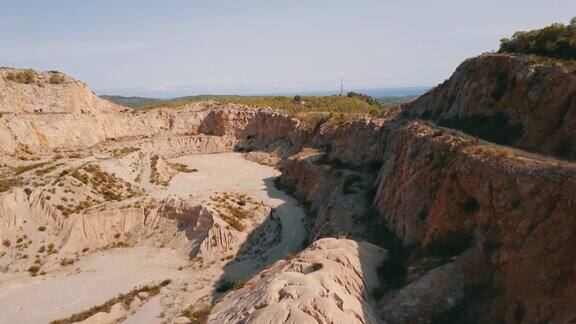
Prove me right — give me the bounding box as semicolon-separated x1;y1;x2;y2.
1;0;575;97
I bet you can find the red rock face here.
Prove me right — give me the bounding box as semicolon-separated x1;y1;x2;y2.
406;53;576;159
372;121;576;321
267;111;576;321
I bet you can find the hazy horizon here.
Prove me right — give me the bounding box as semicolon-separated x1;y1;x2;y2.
99;85;431;99
1;1;575;97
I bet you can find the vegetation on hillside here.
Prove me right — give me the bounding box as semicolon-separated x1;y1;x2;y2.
437;113;524;146
100;95;165;108
48;72;65;84
103;93;412;123
5;69;36;84
499;17;576;60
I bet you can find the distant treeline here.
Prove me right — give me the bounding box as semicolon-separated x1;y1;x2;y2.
101;93;417;117
499;17;576;60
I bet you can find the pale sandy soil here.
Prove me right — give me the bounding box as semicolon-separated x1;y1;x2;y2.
0;247;190;323
0;152;307;324
165;153;306;261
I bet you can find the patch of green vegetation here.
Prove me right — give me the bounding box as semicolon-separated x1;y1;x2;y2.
309;262;323;272
170;162;198;173
48;72;65;84
367;217;411;300
0;177;23;192
437;113;523;145
284;251;295;260
372;247;409;300
555;137;576;160
342;174;362;195
461;197;480;215
50;279;171;324
111;146;139;158
5;69;36;84
233;278;247;290
274;176;295;194
215;280;234;293
182;304;212;323
426;232;473;258
28;265;40;275
14;162;48;175
112;93;390;117
430;283;502;324
499;17;576;60
100;95;165;108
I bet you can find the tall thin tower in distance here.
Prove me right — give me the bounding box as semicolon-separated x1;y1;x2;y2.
340;78;344;96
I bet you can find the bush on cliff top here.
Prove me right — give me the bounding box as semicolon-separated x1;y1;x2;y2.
5;69;36;84
499;17;576;60
49;72;65;84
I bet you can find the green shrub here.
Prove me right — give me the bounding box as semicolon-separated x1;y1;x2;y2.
5;69;36;84
309;262;323;272
49;73;65;84
233;279;247;290
347;91;380;106
461;197;480;215
372;285;386;300
555;138;576;160
182;304;212;323
430;283;501;324
426;232;473;257
499;17;576;60
215;280;234;293
134;94;388;118
343;174;362;194
437;113;523;145
50;279;171;324
284;251;295;260
28;265;40;275
376;249;408;290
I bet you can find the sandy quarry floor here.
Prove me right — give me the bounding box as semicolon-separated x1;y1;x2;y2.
0;152;307;323
165;153;306;262
0;248;190;323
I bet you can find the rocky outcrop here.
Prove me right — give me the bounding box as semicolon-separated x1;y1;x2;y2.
210;238;386;324
279;148;375;240
0;68;121;115
372;121;576;322
378;256;468;323
405;53;576;159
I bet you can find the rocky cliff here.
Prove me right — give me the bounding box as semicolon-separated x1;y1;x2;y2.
404;53;576;160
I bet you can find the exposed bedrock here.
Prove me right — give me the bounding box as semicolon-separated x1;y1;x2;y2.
276;116;576;322
210;238;387;324
404;53;576;159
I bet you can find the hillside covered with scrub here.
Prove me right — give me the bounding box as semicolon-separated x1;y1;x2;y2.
102;92;415;116
499;17;576;60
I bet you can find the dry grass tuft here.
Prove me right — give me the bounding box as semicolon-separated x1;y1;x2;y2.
5;69;36;84
49;279;171;324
